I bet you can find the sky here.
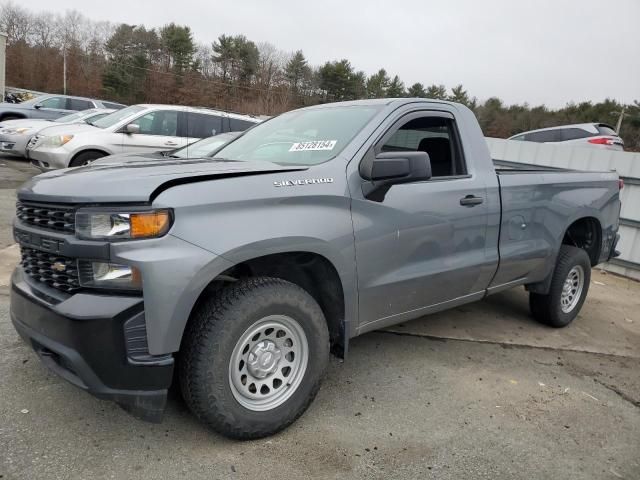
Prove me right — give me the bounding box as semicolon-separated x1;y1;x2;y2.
22;0;640;108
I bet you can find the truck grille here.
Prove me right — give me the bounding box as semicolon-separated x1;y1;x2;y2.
20;246;80;293
16;201;75;234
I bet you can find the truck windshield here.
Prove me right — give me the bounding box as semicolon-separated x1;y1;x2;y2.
213;105;381;165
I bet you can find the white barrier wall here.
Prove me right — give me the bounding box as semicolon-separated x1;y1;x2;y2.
487;138;640;281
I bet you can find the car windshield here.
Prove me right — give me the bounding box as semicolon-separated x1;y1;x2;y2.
213;105;381;165
90;105;145;129
171;133;239;158
54;110;96;123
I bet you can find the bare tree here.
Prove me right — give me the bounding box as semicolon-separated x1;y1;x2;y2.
0;2;33;44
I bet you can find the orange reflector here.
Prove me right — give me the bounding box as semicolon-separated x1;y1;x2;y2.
130;211;171;238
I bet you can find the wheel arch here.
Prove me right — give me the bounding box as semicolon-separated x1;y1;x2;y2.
0;112;26;121
179;249;351;359
527;215;602;294
561;216;602;266
70;148;110;164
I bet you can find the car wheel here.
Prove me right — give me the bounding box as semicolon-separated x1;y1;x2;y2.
69;151;105;167
1;115;21;121
179;277;330;439
529;245;591;328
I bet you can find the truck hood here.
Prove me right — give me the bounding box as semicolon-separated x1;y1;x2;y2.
18;158;307;204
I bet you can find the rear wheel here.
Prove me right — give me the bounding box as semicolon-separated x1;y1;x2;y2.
69;151;105;167
530;245;591;327
179;277;329;439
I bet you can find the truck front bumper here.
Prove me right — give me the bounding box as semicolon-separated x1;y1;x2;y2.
10;268;174;422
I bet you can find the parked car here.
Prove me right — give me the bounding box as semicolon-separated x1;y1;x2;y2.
27;105;261;170
11;99;621;439
0;94;125;122
0;109;115;157
90;131;242;166
508;123;624;151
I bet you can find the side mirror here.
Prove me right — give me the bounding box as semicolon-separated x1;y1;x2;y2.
34;104;42;109
361;151;431;201
125;123;140;134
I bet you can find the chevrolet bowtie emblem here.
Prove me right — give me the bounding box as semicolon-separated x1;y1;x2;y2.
51;261;67;273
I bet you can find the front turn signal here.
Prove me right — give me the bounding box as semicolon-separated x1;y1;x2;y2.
130;211;171;239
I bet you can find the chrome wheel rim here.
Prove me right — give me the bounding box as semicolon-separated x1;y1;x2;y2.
560;265;584;313
229;315;308;411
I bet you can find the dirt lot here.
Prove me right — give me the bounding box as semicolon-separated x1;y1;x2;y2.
0;156;639;479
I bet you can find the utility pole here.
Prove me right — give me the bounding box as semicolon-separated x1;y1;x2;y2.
63;48;67;95
615;107;625;134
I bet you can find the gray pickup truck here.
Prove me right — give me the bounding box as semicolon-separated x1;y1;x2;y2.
10;98;621;439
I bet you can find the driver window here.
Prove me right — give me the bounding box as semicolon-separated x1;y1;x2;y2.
380;116;466;177
131;110;178;136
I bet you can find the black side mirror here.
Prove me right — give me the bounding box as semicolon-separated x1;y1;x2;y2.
361;151;432;201
34;104;42;109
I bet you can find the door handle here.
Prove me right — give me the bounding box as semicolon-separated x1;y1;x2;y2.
165;141;178;146
460;195;484;207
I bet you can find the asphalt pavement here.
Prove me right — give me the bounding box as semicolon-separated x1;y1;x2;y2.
0;155;639;479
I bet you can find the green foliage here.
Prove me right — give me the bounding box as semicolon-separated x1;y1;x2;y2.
103;24;160;102
366;69;389;98
285;50;310;91
212;34;259;83
386;75;405;97
426;84;447;100
318;59;363;101
407;83;427;98
160;23;196;73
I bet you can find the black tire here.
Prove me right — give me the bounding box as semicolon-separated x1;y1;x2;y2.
530;245;591;328
1;115;21;121
179;277;330;440
69;151;105;167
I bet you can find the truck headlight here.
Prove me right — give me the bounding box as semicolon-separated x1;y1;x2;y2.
78;260;142;290
75;209;172;240
41;134;74;147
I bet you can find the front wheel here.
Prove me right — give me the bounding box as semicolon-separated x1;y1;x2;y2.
530;245;591;327
69;151;105;167
179;277;329;439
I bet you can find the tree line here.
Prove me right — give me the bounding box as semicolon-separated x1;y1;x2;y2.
1;2;638;150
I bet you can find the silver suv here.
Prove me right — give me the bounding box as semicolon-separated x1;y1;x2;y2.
27;104;261;170
509;123;624;151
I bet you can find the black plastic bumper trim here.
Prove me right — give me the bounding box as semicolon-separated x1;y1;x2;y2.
10;271;174;422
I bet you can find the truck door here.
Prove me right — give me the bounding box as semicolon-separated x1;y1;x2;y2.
351;110;498;329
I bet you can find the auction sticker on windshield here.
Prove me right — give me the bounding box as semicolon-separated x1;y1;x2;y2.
289;140;337;152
